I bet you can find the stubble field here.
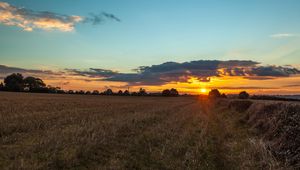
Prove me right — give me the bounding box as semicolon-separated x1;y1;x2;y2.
0;92;292;169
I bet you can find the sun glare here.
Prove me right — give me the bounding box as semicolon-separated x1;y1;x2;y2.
200;88;207;93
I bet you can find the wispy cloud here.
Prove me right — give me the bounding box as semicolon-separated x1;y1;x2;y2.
270;33;298;39
0;1;120;32
83;12;121;25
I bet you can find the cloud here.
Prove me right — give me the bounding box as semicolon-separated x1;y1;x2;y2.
0;1;120;32
66;68;119;77
270;33;298;39
83;12;121;25
185;86;278;90
210;86;279;90
101;12;121;22
0;64;57;75
67;60;300;85
251;66;300;77
282;84;300;88
1;60;299;86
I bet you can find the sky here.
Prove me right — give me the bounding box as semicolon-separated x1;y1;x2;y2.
0;0;300;94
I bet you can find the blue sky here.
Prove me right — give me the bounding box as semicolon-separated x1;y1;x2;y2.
1;0;300;94
1;0;300;71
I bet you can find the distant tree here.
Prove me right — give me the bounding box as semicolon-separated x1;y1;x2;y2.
123;90;130;96
238;91;250;99
85;91;91;95
57;89;65;94
47;86;64;93
75;90;85;94
117;90;123;95
4;73;24;91
208;89;221;98
23;76;46;92
221;93;227;98
162;89;171;96
104;89;113;95
92;90;99;95
131;92;138;96
68;90;74;94
170;88;179;96
0;82;4;91
138;88;147;96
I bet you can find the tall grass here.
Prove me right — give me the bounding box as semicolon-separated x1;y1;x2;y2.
224;99;300;169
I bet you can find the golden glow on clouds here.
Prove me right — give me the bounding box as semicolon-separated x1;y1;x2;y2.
0;2;82;32
1;65;299;95
36;75;300;95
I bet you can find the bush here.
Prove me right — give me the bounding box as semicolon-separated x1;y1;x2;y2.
208;89;221;98
238;91;250;99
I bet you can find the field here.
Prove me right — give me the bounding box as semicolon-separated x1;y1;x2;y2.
0;92;298;169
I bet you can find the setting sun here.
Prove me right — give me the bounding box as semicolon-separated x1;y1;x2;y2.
200;88;207;93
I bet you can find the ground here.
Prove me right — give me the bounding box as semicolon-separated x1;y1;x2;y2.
0;92;283;170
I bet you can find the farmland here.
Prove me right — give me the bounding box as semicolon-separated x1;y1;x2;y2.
0;92;298;169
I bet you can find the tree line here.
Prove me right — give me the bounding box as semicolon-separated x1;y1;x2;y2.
0;73;180;97
0;73;254;98
208;89;251;99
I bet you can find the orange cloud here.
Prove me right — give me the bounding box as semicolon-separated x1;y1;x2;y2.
0;2;121;32
0;2;82;32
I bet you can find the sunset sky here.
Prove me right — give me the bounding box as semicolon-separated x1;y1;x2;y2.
1;0;300;94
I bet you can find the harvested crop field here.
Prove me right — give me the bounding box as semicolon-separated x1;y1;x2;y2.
0;92;298;169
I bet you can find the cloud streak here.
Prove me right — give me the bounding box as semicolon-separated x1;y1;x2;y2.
270;33;298;39
0;1;120;32
0;64;58;75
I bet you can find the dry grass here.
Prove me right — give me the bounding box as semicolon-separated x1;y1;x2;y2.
0;92;287;170
220;99;300;169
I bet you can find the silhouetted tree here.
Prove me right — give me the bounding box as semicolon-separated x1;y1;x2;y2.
92;90;99;95
0;82;4;91
123;90;130;96
162;89;171;96
117;90;123;95
76;90;85;94
104;89;113;95
47;86;64;93
208;89;221;98
131;92;138;96
85;91;91;95
4;73;24;91
162;88;179;97
221;93;227;98
68;90;74;94
170;88;179;96
57;89;65;94
23;76;46;92
138;88;147;96
239;91;250;99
